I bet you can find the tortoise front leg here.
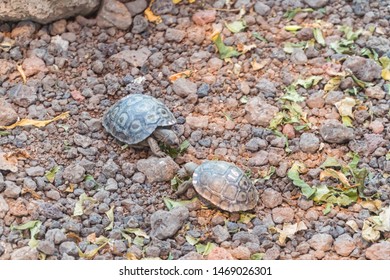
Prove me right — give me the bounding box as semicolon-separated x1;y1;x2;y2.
147;137;166;157
175;180;192;196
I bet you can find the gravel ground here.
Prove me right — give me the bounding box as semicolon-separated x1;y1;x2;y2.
0;0;390;260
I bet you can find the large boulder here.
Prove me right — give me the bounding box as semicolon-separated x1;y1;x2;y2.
0;0;100;24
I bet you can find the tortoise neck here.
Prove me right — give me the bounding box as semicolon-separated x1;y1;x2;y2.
153;128;170;142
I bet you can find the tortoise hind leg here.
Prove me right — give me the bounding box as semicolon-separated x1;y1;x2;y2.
147;137;166;157
175;180;192;196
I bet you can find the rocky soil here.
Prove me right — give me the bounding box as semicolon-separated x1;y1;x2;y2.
0;0;390;260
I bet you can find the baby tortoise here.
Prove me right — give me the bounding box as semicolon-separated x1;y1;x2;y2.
176;161;259;212
102;94;180;157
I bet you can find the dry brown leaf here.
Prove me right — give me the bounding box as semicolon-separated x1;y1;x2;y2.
360;200;382;213
320;168;351;188
144;0;162;24
237;43;256;53
87;232;97;243
0;149;30;172
65;183;75;193
0;111;69;130
66;232;82;243
21;187;41;199
16;65;27;84
125;252;139;260
168;70;192;83
251;58;269;71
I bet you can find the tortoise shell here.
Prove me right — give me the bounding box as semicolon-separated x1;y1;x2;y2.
102;94;176;145
192;161;258;212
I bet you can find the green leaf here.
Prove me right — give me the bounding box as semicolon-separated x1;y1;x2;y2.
73;193;97;216
320;157;341;169
252;32;267;42
239;95;249;104
280;85;305;102
11;220;42;248
361;48;379;61
45;166;60;183
379;56;390;81
287;162;316;198
238;213;256;224
269;112;285;130
133;236;144;247
162;140;190;159
283;7;314;21
225;20;247;33
330;39;355;54
250;253;264;260
0;131;10;136
341;116;353;127
185;235;200;245
283;42;306;54
340;26;362;41
335;97;356;127
163;197;198;210
123;228;149;239
386;152;390;161
195;242;216;256
323;203;333;215
57;124;70;132
211;32;241;59
324;76;342;92
350;74;374;88
170;175;184;190
121;231;132;245
104;206;114;231
294;76;323;89
313;28;326;46
284;25;302;32
78;239;109;259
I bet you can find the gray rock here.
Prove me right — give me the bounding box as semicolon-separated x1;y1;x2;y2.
0;98;18;126
306;91;325;108
256;79;278;97
131;14;148;34
149;52;164;68
172;78;197;98
325;91;344;105
320;120;354;144
0;244;4;256
73;134;92;148
291;48;308;65
0;195;9;218
91;60;104;74
245;97;279;127
151;0;174;15
132;172;145;183
59;241;79;257
365;86;386;100
112;240;127;255
308;233;333;251
110;47;151;67
37;240;56;255
261;189;283;208
245;137;267;152
212;225;230;243
136;157;179;183
150;206;189;239
102;159;119;179
145;246;161;258
9;84;37;108
0;0;99;24
254;2;271;16
342;56;381;82
165;28;186;42
10;246;38;260
51;35;69;52
62;164;86;183
234;0;251;8
366;241;390;260
232;232;260;245
105;178;118;191
197;83;210;97
125;0;148;16
334;234;356;257
121;162;136;178
97;0;132;30
352;0;370;16
304;0;329;8
299;133;320;153
271;207;295;223
366;36;390;56
25;166;45;176
4;181;21;198
248;150;269;166
39;202;64;219
264;246;280;260
45;229;67;245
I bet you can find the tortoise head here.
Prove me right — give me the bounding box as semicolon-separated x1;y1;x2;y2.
153;128;180;148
